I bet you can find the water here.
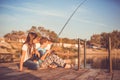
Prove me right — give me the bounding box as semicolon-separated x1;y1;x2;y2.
73;64;92;69
72;58;92;69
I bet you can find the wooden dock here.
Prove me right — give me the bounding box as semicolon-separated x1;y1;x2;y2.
0;62;120;80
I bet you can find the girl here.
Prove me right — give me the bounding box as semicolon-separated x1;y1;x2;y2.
37;37;71;69
19;32;39;71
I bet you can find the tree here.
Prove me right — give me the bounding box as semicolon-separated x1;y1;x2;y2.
4;33;11;40
4;30;26;41
38;26;58;42
110;30;120;49
49;31;58;42
90;34;101;44
27;26;38;33
90;30;120;49
100;32;109;49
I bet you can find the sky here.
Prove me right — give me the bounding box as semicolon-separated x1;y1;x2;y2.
0;0;120;40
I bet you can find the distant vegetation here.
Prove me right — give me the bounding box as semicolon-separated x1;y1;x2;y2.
90;30;120;49
4;26;120;49
3;26;79;43
4;26;58;42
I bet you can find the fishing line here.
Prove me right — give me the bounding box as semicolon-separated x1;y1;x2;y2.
58;0;87;37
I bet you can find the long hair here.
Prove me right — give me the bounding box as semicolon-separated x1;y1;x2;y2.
24;32;37;44
23;32;37;55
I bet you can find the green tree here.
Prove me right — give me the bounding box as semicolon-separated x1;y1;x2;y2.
4;31;25;41
90;30;120;49
110;30;120;49
100;32;109;49
90;34;101;44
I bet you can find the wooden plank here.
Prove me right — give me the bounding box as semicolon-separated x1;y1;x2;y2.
76;69;100;80
96;74;112;80
58;69;89;80
32;68;66;79
108;37;112;73
45;68;72;80
112;70;120;80
78;38;81;70
84;39;86;68
0;62;119;80
95;70;112;80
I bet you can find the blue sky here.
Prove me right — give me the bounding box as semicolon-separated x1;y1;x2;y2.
0;0;120;40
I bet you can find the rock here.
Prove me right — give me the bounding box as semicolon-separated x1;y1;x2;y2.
0;42;12;49
10;42;22;50
0;48;10;53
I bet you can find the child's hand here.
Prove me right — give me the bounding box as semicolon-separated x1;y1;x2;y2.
35;50;40;57
19;67;23;72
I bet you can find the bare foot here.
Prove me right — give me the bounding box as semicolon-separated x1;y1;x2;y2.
64;64;71;69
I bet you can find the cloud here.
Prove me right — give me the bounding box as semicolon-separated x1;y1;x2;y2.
75;18;108;27
0;4;65;17
0;13;18;20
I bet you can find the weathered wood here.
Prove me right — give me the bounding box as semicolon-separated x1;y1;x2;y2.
96;70;112;80
84;39;86;68
0;62;120;80
112;70;120;80
56;69;89;80
78;38;80;70
108;37;112;73
76;69;99;80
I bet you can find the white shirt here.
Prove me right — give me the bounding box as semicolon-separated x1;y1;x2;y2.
35;43;41;49
45;43;52;50
22;44;33;62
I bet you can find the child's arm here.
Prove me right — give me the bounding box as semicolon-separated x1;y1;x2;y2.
19;50;25;71
40;50;50;60
35;50;40;57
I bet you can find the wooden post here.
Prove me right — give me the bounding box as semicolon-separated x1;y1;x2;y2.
78;38;80;70
108;37;112;73
84;39;86;68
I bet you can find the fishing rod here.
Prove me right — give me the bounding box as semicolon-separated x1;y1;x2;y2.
48;0;87;57
58;0;87;37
